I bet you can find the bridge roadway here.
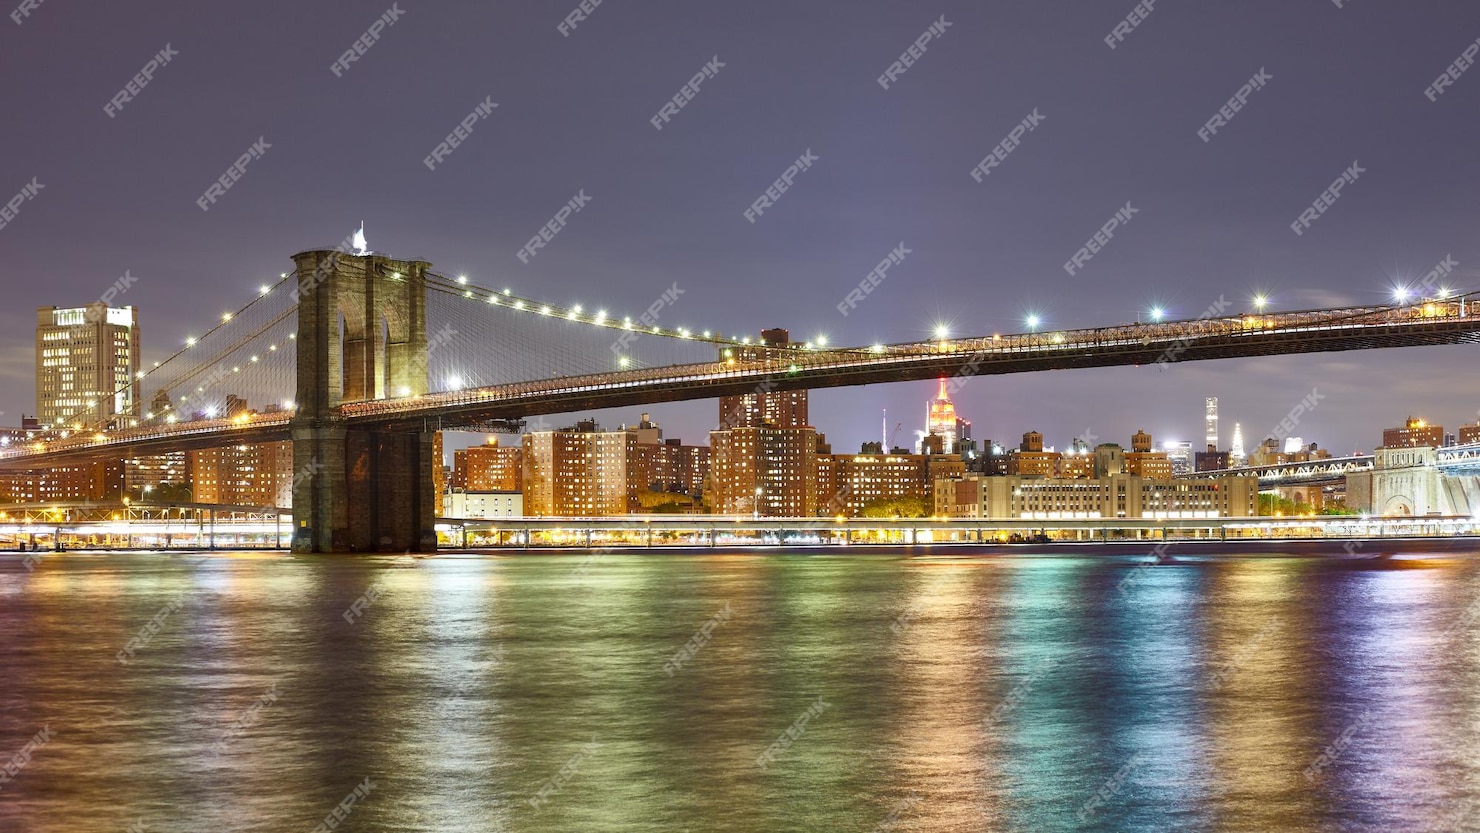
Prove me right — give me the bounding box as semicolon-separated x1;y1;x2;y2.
1183;455;1376;486
345;297;1480;429
3;296;1477;468
1185;443;1480;487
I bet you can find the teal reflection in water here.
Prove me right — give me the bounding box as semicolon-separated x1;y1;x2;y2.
1;550;1479;832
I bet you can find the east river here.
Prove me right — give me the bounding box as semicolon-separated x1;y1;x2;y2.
2;549;1479;832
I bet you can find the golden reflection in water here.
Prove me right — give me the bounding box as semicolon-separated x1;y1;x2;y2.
1200;559;1326;831
885;558;1009;830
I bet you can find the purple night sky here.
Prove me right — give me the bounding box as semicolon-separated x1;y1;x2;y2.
2;0;1478;455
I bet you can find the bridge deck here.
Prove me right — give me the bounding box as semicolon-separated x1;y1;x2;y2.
4;298;1476;466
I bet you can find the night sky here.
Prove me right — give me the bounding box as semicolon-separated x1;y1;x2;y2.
3;0;1479;455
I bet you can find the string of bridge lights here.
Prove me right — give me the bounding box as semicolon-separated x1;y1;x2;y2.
427;271;847;368
151;273;302;422
48;271;301;433
49;269;1473;439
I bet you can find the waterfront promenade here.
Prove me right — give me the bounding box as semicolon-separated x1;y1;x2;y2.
9;514;1480;553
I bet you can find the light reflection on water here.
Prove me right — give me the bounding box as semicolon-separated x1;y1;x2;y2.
1;550;1478;832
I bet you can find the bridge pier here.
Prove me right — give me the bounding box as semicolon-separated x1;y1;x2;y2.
290;408;439;554
289;249;438;553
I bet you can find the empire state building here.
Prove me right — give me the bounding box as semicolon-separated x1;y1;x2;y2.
921;378;970;454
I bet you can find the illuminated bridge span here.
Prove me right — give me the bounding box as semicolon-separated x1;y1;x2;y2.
1185;443;1480;487
2;247;1477;551
1184;455;1376;487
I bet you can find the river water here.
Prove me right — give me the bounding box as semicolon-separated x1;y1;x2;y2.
2;549;1479;832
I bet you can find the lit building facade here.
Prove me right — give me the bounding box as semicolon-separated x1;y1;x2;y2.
188;441;294;508
936;473;1259;520
1125;430;1173;479
1461;423;1480;446
708;426;817;516
1008;431;1060;476
920;378;970;454
1056;451;1094;479
1163;441;1194;476
445;490;523;519
0;460;124;505
710;339;817;516
454;438;523;492
640;439;710;498
124;452;189;499
811;449;965;517
718;329;808;431
1383;417;1444;449
522;417;711;517
36;303;141;430
522;423;636;516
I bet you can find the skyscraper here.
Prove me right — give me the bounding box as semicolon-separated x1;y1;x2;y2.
1205;397;1218;452
1230;422;1246;467
36;302;141;429
920;378;970;454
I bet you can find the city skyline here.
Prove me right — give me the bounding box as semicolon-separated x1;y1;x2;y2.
8;6;1480;831
2;1;1478;455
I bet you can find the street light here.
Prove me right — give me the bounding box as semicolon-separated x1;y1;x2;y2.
1252;295;1268;311
1149;307;1165;322
1025;313;1041;332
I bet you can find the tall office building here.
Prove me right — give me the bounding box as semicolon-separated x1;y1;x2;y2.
920;378;970;454
36;302;141;430
1230;423;1246;467
1460;423;1480;445
1204;397;1218;452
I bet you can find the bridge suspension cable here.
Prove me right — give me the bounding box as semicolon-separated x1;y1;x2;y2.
46;270;301;433
421;270;811;392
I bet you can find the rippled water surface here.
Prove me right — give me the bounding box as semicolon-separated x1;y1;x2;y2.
2;549;1480;832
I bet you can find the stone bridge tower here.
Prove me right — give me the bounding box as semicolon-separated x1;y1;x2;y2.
289;249;438;553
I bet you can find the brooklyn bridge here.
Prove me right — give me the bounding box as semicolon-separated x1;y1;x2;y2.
4;248;1477;552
